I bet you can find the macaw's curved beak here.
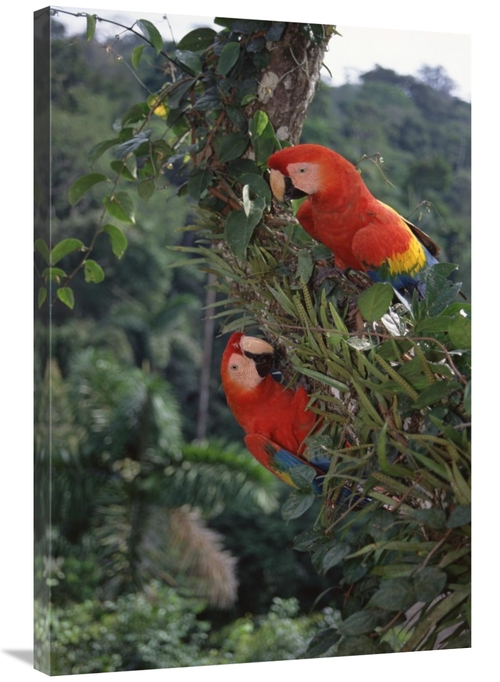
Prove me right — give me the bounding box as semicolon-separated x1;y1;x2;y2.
240;335;275;378
268;169;308;202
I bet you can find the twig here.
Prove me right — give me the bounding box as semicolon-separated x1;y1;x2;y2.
208;187;242;211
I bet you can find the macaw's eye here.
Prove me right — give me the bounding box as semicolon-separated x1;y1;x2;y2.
299;167;307;173
230;364;239;371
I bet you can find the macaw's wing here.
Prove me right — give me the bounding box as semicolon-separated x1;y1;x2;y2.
295;199;347;267
244;434;325;494
301;446;331;474
302;443;371;509
352;204;439;295
245;434;372;507
374;201;441;259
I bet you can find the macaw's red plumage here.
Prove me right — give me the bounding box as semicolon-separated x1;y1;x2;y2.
220;332;326;491
221;332;317;456
268;143;441;295
221;332;370;506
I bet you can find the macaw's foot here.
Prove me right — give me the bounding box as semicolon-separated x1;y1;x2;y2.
313;265;348;290
313;264;372;294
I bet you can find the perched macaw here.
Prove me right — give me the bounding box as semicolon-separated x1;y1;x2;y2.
268;143;441;296
220;332;364;505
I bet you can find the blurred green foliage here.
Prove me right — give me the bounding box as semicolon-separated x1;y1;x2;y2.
36;587;335;674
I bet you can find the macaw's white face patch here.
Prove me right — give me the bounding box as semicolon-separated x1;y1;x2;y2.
286;161;321;195
227;352;263;390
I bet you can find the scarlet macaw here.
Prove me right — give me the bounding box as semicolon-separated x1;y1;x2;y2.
268;143;441;296
220;332;364;505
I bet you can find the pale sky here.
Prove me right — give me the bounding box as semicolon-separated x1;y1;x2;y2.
53;4;471;101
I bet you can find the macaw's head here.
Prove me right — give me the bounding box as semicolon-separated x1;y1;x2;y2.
221;332;275;392
268;143;358;203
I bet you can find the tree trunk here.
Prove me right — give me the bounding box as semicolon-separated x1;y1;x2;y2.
250;24;333;144
196;273;216;441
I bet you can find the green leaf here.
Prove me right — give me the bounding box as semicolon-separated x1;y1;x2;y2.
328;302;349;334
51;238;85;265
288;464;316;491
251;114;278;166
369;578;415;611
84;259;105;284
338;611;377;636
443;302;471;318
131;44;145;69
358;283;394;321
376;420;407;476
370;563;415;579
292;527;326;552
414;316;452;335
88;138;121;167
463;381;471;415
337;635;378;657
188;169;212;200
38;287;47;308
218;42;241;75
152;139;174;161
424;262;458;285
218;133;249;163
401;589;469;652
68;173;108;206
281;491;316;520
228;159;260;176
137;19;164;53
293;364;350;393
85;13;96;41
412;567;447;603
241;190;266;233
448;314;471;350
307;628;340;657
321;542;352;573
34;238;50;264
446;504;471;528
412;381;451;409
251;110;270;137
238;172;271;204
226;106;249;133
224;208;262;260
296;249;314;283
422;263;462;316
42;267;66;281
174;50;202;76
138;178;155;203
342;561;369;584
104;192;135;224
408;508;446;529
103;224;128;259
56;287;75;309
176;27;217;51
266;23;287;41
120;105;149;128
168;78;197;110
193;90;223;111
110;160;136;181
